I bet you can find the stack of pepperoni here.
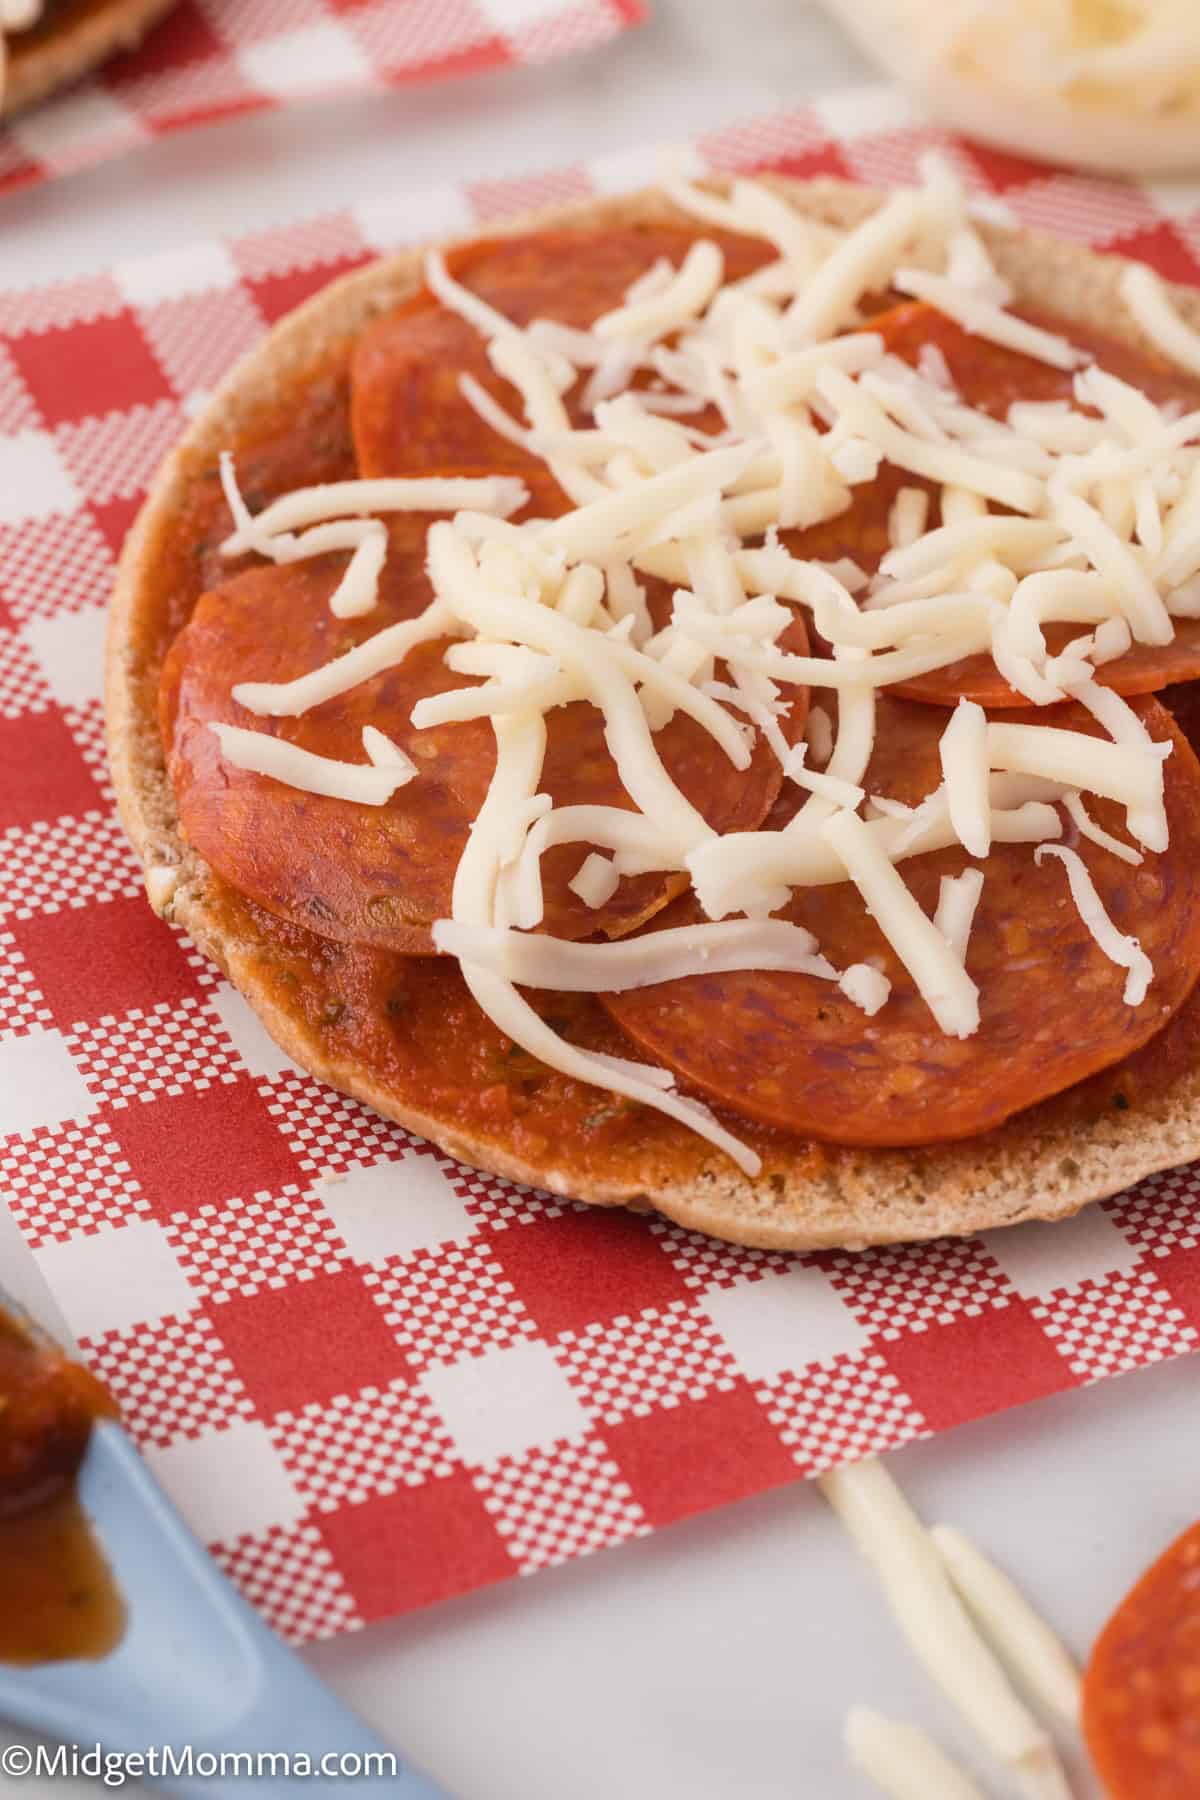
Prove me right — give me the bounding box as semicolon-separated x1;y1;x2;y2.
109;163;1200;1250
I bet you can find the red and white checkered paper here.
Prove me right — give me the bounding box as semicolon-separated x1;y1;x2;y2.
5;86;1200;1645
0;0;646;198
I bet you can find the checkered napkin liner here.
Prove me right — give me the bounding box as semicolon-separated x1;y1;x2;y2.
0;0;646;198
3;86;1200;1645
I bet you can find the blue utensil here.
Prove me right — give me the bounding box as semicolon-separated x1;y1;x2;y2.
1;1396;450;1796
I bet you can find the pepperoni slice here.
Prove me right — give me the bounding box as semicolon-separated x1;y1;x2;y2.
896;622;1200;709
873;299;1200;415
351;225;771;480
162;520;808;953
785;301;1200;706
780;465;919;582
602;693;1200;1147
1082;1520;1200;1798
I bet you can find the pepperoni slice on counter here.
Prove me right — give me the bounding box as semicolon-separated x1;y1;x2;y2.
162;518;809;953
350;225;771;480
1083;1520;1200;1798
786;301;1200;707
602;692;1200;1148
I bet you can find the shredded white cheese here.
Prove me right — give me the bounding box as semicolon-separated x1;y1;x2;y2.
450;713;764;1172
201;172;1195;1170
888;485;930;549
1051;492;1173;647
934;868;985;963
594;240;724;343
986;721;1166;849
1121;264;1200;380
209;724;415;805
784;190;935;343
839;962;892;1015
1034;844;1153;1004
568;851;621;910
432;917;837;990
817;366;1045;513
232;603;456;718
894;267;1089;371
220;473;529;557
940;700;991;858
1062;791;1142;866
361;726;417;777
805;704;835;767
820;810;980;1037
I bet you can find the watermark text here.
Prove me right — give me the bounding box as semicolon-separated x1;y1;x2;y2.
1;1743;398;1786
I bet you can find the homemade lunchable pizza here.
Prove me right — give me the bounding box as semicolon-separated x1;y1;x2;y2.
106;170;1200;1250
0;0;177;114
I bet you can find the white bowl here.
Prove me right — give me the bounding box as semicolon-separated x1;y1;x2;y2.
821;0;1200;176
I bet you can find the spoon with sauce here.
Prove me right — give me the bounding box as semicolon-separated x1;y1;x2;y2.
0;1303;124;1666
0;1295;449;1796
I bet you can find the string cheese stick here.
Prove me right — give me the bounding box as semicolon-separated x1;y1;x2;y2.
818;1460;1074;1800
844;1708;989;1800
930;1526;1083;1729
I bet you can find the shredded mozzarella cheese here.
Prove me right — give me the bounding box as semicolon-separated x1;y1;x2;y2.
361;726;417;777
1034;844;1153;1003
209;724;415;804
1062;791;1142;866
940;700;991;858
220;473;529;556
1122;263;1200;380
820;810;980;1037
203;173;1195;1170
784;190;935;342
450;713;763;1172
987;721;1166;850
839;962;892;1015
888;485;930;549
894;267;1089;370
232;604;456;717
594;239;724;342
816;366;1045;513
934;868;985;962
1051;492;1173;646
432;918;837;989
567;851;621;909
805;704;834;767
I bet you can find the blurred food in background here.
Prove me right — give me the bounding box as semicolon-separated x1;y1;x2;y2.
0;0;179;117
821;0;1200;173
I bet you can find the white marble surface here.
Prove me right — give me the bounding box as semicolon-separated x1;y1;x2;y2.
2;3;1193;1795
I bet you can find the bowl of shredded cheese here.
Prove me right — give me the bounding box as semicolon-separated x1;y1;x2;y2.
822;0;1200;174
